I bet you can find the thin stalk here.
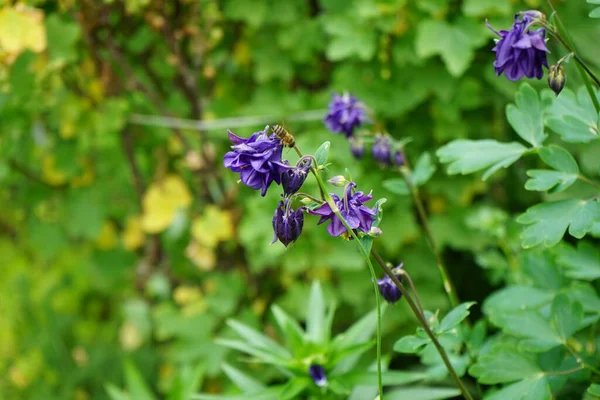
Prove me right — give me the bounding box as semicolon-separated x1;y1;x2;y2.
577;175;600;190
372;250;474;400
397;269;426;320
544;365;584;376
544;0;600;113
399;166;461;309
565;343;600;376
295;145;383;398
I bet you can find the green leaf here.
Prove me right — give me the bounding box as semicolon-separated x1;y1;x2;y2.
386;386;461;400
314;141;330;166
539;145;579;173
488;310;561;346
470;347;541;384
306;280;326;343
588;383;600;396
324;16;376;61
226;320;291;358
335;370;427;387
483;286;553;314
271;304;306;351
415;19;481;77
556;242;600;280
461;0;511;17
331;308;381;374
544;87;599;143
124;360;156;400
382;178;409;195
45;14;80;63
106;384;130;400
168;363;205;400
517;199;600;248
590;7;600;18
278;377;310;400
485;377;551;400
412;152;436;186
526;146;579;193
222;363;265;393
438;302;476;333
550;294;584;341
393;335;431;353
506;84;546;147
436;139;527;179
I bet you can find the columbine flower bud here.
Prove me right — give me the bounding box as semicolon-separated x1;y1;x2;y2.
368;226;383;237
308;364;328;387
349;135;365;159
282;157;311;196
272;201;304;247
376;264;404;304
393;150;405;166
372;134;392;165
548;64;566;96
328;175;349;187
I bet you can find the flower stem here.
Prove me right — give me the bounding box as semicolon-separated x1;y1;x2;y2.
398;166;462;310
372;250;474;400
565;343;600;376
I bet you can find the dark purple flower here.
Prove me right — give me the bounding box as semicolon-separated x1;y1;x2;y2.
223;127;289;196
308;364;328;387
324;93;368;138
377;264;404;304
372;134;392;165
309;182;378;237
349;135;365;159
282;157;311;196
393;150;405;166
272;200;304;247
487;11;549;81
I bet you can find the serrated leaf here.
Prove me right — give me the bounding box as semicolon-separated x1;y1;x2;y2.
517;199;600;248
314;141;330;166
525;170;578;193
550;294;584;341
412;152;436;186
485;377;551;400
506;84;547;147
556;242;600;280
438;302;476;333
544;87;599;143
470;347;541;384
488;310;561;346
436;139;527;179
539;145;579;173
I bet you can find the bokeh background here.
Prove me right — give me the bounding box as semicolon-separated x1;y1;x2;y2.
1;0;599;398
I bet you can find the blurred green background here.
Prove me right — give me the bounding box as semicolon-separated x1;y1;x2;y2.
1;0;600;398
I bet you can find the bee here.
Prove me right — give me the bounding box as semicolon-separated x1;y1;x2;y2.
272;124;295;148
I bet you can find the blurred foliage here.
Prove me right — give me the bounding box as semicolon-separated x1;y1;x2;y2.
1;0;600;399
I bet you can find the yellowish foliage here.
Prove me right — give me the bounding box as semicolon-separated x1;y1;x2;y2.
191;205;234;248
185;241;216;271
119;321;143;351
70;158;95;188
141;174;192;233
41;154;67;186
0;5;46;64
95;221;118;250
122;215;145;251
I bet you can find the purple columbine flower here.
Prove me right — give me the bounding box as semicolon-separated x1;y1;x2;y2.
308;364;328;387
223;127;290;196
281;157;311;196
349;135;365;159
377;264;404;304
487;11;549;81
272;200;304;247
393;149;405;166
372;134;392;165
309;182;378;237
324;93;368;138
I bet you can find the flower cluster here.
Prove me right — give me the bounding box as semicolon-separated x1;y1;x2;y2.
487;11;549;81
323;93;404;167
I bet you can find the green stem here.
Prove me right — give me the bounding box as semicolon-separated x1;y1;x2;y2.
296;145;384;398
577;175;600;190
544;365;583;376
544;1;600;113
565;343;600;376
399;166;461;310
371;251;474;400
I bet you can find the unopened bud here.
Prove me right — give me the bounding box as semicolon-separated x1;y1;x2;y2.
368;227;383;237
328;175;349;187
548;64;566;96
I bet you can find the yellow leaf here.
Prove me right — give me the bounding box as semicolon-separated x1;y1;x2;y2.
119;321;143;351
41;154;67;186
60;120;76;139
95;221;117;250
141;174;192;233
122;215;145;251
0;6;46;60
191;205;234;248
186;242;216;271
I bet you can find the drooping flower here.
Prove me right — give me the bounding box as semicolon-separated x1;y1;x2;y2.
487;11;549;81
272;200;304;247
372;134;392;165
223;127;289;196
377;264;404;304
548;64;566;95
308;364;328;387
309;182;378;237
349;135;365;159
281;157;311;196
324;93;368;138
